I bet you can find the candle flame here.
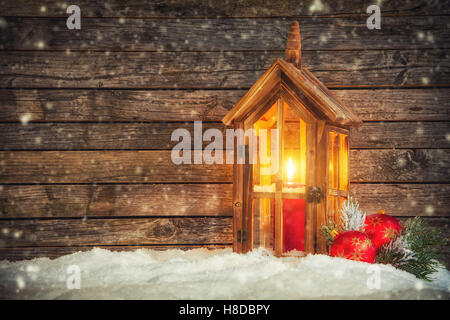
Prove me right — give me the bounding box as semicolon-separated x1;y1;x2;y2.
287;158;295;182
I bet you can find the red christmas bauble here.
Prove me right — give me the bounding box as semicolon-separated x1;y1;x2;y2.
330;231;376;263
364;213;403;250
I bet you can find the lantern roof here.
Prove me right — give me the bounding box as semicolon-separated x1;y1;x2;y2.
222;21;362;127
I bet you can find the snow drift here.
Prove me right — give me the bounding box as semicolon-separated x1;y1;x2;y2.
0;248;449;299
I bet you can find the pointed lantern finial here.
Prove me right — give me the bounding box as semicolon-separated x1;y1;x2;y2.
285;21;301;68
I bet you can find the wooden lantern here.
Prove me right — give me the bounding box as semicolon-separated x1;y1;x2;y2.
222;21;362;257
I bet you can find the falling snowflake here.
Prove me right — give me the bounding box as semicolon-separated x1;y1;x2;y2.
309;0;325;13
20;114;31;125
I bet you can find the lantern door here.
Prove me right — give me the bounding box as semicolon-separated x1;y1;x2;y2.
241;97;317;256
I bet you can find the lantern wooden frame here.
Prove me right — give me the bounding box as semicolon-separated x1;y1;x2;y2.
222;21;361;257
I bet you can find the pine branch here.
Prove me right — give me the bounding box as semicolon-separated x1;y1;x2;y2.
320;221;341;245
375;217;446;281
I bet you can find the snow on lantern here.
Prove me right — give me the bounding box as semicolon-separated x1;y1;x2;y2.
222;21;362;257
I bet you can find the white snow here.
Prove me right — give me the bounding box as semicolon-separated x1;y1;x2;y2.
0;248;449;300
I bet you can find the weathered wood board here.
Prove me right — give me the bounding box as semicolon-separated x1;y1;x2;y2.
3;0;449;17
350;122;450;149
0;123;227;150
1;183;449;219
1;89;449;122
351;184;450;217
0;122;448;150
0;217;233;246
2;17;449;50
0;150;448;183
0;184;234;218
350;149;450;183
0;151;233;183
1;49;448;88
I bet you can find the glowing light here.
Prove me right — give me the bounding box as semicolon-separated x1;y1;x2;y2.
287;158;295;182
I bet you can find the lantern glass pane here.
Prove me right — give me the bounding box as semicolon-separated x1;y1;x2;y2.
329;132;339;189
280;101;308;253
252;198;274;250
339;134;349;191
328;195;339;223
252;102;278;193
282;101;307;191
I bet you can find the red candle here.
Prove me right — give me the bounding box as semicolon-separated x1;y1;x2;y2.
273;182;306;253
282;198;305;252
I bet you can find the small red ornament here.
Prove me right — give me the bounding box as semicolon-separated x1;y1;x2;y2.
330;231;376;263
364;213;403;250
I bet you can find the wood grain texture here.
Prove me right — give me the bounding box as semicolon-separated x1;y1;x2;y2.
0;245;231;262
0;151;233;183
1;121;448;150
1;49;448;88
1;88;449;122
0;89;239;122
350;149;450;183
0;149;448;183
0;184;233;218
350;184;450;217
1;16;449;51
0;89;237;122
1;183;448;219
331;89;450;122
2;0;449;17
0;217;233;246
0;123;226;150
350;122;450;149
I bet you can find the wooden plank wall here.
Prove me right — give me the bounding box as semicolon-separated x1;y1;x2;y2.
0;0;449;264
